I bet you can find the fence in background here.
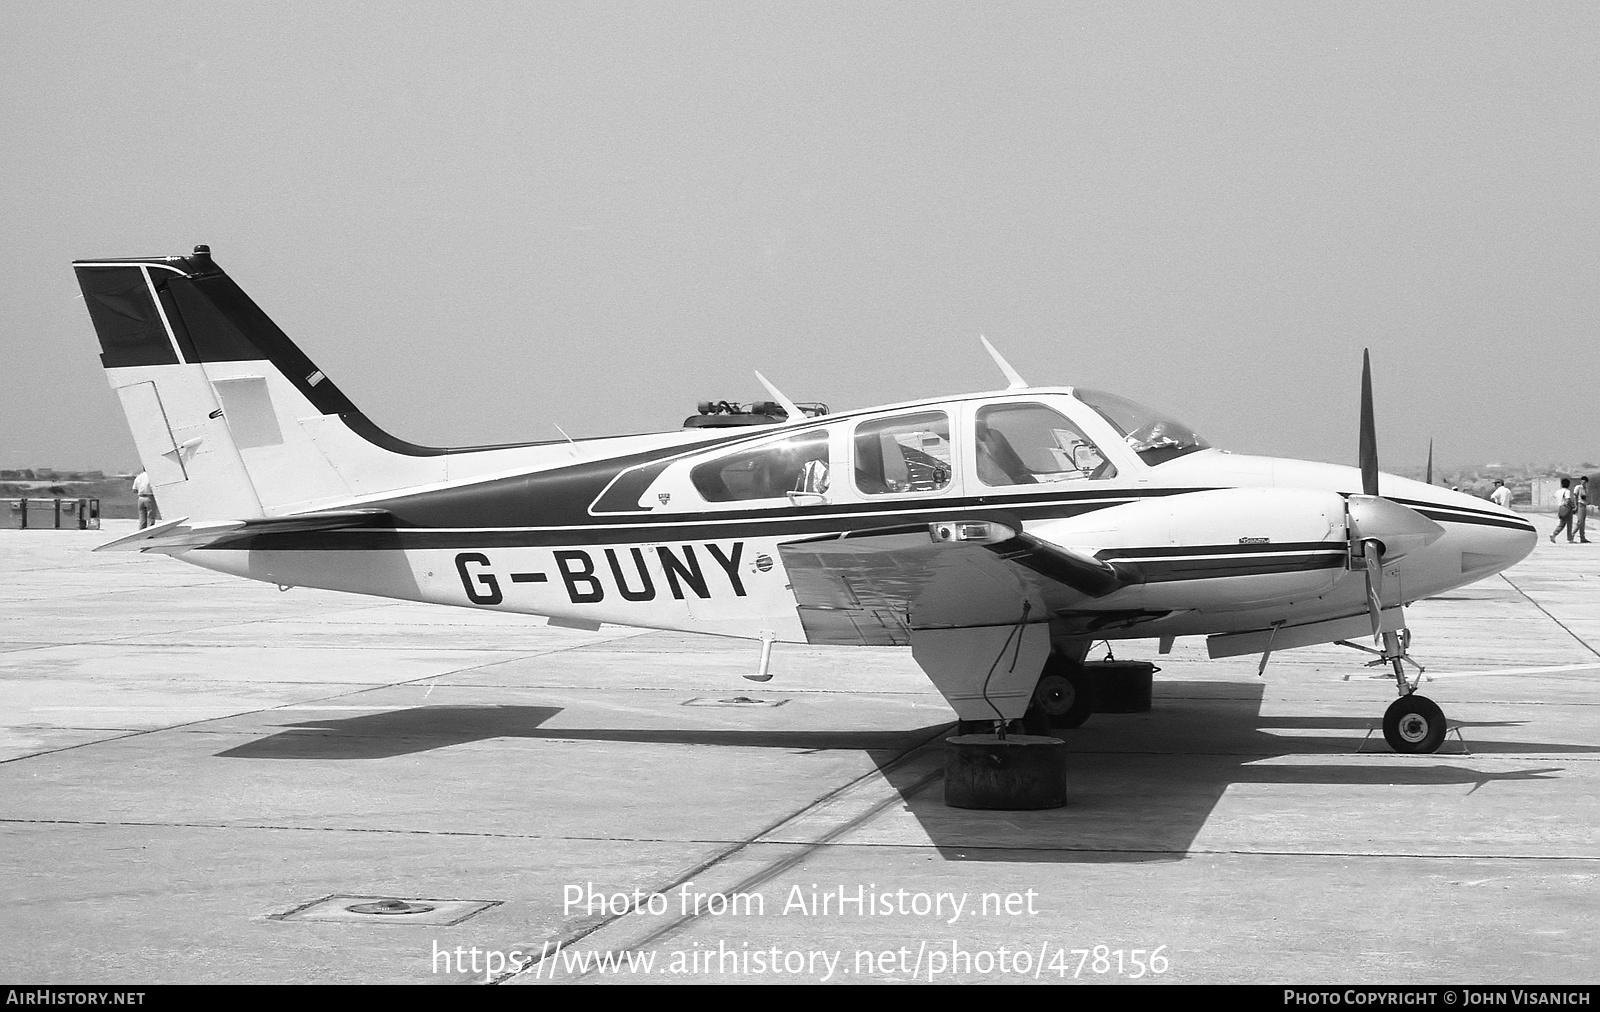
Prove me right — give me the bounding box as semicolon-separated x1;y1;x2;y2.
2;498;102;530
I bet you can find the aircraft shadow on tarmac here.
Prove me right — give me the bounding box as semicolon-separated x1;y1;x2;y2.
214;682;1590;862
214;704;937;761
216;705;567;760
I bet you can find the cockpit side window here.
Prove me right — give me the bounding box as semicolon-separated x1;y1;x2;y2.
1075;388;1210;466
853;411;952;495
975;402;1117;486
690;430;830;502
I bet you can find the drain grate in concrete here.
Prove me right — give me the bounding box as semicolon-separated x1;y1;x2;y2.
682;695;788;707
273;895;501;926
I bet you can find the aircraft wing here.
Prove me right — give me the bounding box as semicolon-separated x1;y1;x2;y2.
95;510;391;554
778;519;1144;646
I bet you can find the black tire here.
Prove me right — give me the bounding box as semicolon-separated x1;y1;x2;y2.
1033;668;1093;729
1383;694;1447;754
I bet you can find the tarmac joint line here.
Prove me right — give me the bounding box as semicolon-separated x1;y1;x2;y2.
487;725;950;984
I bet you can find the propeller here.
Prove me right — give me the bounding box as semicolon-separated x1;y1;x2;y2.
1425;438;1434;486
1359;349;1379;497
1347;350;1444;673
1355;348;1383;638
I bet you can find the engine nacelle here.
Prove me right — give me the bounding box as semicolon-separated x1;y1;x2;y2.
1025;487;1351;610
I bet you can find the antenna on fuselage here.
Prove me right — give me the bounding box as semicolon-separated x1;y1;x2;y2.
980;335;1028;390
754;370;805;425
553;423;583;458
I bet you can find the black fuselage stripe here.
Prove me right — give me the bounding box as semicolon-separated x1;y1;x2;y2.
198;492;1526;552
1115;554;1346;581
1410;509;1536;533
1098;541;1342;559
208;491;1186;550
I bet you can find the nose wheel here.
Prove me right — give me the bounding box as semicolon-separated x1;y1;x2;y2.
1382;694;1446;754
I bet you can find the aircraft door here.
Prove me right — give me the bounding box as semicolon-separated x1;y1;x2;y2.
968;400;1120;490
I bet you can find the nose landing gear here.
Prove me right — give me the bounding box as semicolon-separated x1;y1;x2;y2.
1382;693;1447;754
1339;628;1449;754
1373;628;1447;754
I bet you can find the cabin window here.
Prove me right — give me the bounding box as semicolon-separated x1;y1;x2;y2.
690;430;830;502
975;402;1116;486
853;411;952;495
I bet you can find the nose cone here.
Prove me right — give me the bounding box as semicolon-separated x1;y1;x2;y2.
1388;477;1539;582
1457;513;1538;581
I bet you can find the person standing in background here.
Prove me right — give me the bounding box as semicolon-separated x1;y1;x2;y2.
132;470;157;529
1575;476;1591;543
1490;480;1513;510
1551;478;1575;543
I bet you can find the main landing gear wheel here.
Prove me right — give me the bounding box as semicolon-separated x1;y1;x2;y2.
1382;694;1447;754
1032;669;1093;730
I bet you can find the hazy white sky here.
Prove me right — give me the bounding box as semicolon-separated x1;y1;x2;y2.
4;3;1596;473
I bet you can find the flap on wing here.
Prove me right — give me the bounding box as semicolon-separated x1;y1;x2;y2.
778;519;1143;645
795;606;910;647
95;509;390;553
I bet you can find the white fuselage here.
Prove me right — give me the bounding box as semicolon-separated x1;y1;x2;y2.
173;390;1537;649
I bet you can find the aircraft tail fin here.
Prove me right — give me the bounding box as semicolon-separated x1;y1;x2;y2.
74;247;498;520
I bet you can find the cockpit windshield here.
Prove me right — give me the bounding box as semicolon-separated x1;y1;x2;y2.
1075;388;1211;466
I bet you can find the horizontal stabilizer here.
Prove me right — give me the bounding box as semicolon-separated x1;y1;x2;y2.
95;510;390;554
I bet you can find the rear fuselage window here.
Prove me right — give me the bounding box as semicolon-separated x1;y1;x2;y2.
854;411;952;495
691;430;830;502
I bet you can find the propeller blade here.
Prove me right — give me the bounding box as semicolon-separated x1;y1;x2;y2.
1425;438;1434;486
1359;349;1379;497
1363;542;1384;641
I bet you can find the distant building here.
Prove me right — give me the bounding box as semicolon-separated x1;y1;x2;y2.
1532;477;1562;509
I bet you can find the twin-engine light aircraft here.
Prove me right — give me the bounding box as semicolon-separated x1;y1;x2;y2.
76;247;1537;755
